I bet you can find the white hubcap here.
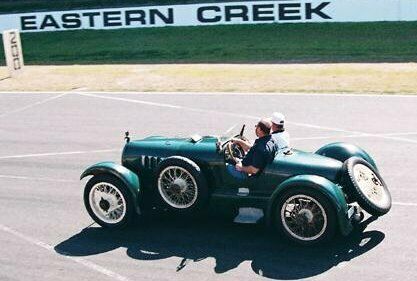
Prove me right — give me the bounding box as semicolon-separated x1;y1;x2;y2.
89;182;126;224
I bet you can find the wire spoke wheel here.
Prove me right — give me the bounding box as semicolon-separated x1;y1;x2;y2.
280;194;328;242
88;182;127;224
343;157;392;216
157;166;198;209
353;164;389;208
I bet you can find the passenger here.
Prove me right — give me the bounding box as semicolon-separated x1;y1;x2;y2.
227;118;276;179
271;112;290;153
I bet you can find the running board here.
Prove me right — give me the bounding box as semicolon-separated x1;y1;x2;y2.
210;188;269;209
233;207;264;224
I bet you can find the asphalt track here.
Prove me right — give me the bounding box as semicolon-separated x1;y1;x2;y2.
0;91;416;281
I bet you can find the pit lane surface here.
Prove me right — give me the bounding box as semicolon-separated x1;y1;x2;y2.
0;92;416;281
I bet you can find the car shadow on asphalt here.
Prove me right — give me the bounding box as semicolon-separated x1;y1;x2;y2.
55;214;384;279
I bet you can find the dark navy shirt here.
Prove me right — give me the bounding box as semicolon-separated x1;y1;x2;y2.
242;135;277;172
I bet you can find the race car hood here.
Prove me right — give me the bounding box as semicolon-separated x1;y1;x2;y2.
121;135;220;171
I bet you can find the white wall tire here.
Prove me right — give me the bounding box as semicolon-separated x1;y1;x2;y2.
84;175;135;228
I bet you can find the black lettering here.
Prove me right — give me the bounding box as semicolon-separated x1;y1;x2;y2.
279;3;301;21
20;16;37;30
125;10;146;25
40;15;60;29
253;4;274;21
225;5;249;22
62;13;81;28
82;12;100;27
197;6;221;23
11;44;19;57
149;8;173;25
103;11;122;27
10;31;16;44
306;2;331;20
13;58;21;71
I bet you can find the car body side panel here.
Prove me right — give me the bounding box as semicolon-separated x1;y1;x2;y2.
248;150;343;196
80;161;141;206
266;175;353;236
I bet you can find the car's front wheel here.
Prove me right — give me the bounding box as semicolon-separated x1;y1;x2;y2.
84;174;135;228
274;188;337;245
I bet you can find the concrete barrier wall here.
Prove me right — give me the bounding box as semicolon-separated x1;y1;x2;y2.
0;0;416;33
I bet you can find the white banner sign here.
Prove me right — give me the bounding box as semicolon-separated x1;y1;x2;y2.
0;0;416;33
2;29;24;76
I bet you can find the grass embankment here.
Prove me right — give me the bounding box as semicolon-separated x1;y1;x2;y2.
1;64;417;93
1;22;416;65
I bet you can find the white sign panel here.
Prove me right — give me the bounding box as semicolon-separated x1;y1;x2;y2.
0;0;416;33
2;29;24;76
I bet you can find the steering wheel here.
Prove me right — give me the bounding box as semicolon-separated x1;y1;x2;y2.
226;136;248;164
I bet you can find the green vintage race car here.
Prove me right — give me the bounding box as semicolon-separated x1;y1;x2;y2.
80;126;391;245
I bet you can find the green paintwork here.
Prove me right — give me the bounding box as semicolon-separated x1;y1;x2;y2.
266;175;352;236
82;134;382;236
315;142;377;170
80;161;141;204
122;136;224;189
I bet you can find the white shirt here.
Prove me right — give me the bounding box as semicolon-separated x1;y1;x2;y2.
271;131;290;153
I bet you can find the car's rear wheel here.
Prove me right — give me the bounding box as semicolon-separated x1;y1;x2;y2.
84;174;135;228
274;188;337;245
155;156;208;214
342;157;391;216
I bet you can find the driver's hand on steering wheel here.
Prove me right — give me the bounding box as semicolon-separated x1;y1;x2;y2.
231;138;245;147
231;138;251;153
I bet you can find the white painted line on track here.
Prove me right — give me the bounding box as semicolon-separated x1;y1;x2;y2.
0;149;120;160
85;91;417;98
1;91;417;98
77;93;417;144
393;202;417;207
292;134;364;141
380;132;417;137
0;93;67;118
293;132;417;141
0;224;132;281
0;174;77;183
70;93;184;109
288;123;417;143
77;92;260;118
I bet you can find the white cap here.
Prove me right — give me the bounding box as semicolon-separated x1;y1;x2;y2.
271;112;285;125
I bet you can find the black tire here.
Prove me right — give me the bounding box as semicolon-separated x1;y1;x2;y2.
342;157;391;216
155;156;208;214
274;187;337;246
84;174;135;228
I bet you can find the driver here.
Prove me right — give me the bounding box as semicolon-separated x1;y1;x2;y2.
227;118;276;179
